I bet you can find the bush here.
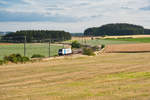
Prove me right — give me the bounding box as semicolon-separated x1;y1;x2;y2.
0;60;3;65
3;59;8;64
31;54;45;58
71;41;81;48
21;56;30;63
83;48;95;56
3;54;30;63
4;54;21;63
101;44;105;49
4;54;17;63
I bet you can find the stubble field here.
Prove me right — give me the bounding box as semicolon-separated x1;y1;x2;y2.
104;43;150;53
0;53;150;100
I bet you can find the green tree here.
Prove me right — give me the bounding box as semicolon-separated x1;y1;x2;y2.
2;30;71;43
71;41;81;48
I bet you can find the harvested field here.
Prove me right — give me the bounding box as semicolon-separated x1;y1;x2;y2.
72;37;92;41
0;43;15;45
1;53;150;100
104;43;150;53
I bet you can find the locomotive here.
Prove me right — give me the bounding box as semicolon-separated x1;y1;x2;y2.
58;48;72;56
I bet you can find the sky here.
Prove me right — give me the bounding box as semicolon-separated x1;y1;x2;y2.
0;0;150;33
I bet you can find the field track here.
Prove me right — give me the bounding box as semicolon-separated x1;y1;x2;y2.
104;43;150;53
0;53;150;100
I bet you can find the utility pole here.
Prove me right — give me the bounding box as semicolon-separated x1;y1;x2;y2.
24;36;26;56
63;37;65;48
49;39;51;57
82;36;84;45
84;37;86;45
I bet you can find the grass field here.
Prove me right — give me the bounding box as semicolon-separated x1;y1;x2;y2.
81;39;134;46
70;35;150;46
70;37;145;46
66;39;135;46
0;43;63;59
1;37;150;59
83;37;150;46
0;53;150;100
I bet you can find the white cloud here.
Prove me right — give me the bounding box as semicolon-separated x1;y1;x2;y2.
0;0;150;32
0;0;8;5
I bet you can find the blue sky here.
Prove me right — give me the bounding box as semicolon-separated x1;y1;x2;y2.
0;0;150;32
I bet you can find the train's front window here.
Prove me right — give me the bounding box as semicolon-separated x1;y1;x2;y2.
59;49;62;52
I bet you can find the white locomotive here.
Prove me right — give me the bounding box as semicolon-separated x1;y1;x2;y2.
58;48;72;56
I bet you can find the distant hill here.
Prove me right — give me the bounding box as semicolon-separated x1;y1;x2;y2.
0;32;5;36
0;31;13;36
144;29;150;34
84;23;150;36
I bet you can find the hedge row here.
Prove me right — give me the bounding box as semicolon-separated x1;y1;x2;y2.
0;54;30;65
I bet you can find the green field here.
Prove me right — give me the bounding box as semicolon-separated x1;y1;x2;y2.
0;43;63;59
75;37;150;46
81;39;134;46
67;37;150;46
74;39;137;46
104;37;150;43
66;39;135;46
1;37;150;59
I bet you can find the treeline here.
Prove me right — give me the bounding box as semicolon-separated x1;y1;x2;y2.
1;30;71;43
84;23;150;36
144;29;150;34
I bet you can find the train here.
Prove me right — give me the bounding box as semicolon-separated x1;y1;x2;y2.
58;48;72;56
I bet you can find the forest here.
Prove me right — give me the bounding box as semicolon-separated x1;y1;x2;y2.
1;30;71;43
84;23;150;36
144;29;150;34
